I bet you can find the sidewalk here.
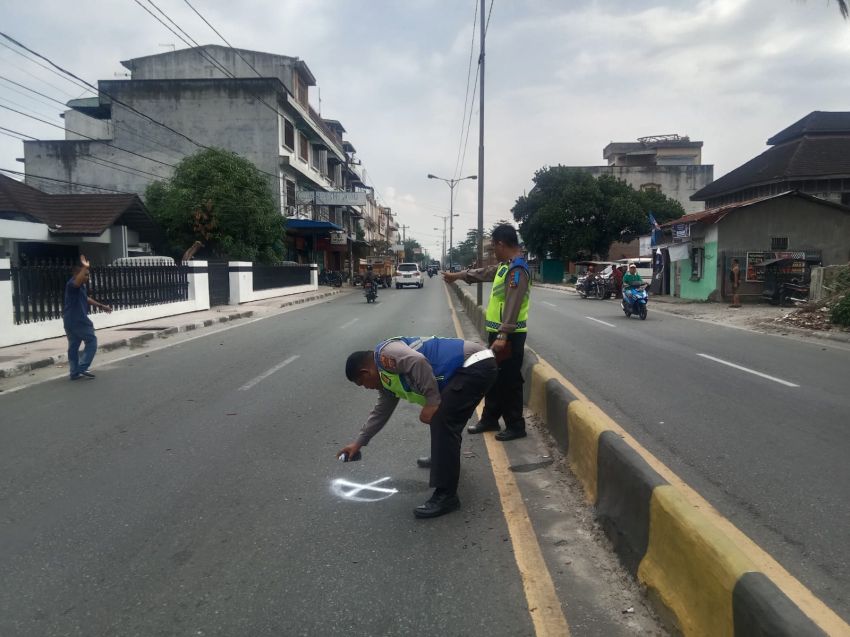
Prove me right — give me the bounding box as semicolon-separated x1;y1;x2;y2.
0;287;350;380
533;281;850;345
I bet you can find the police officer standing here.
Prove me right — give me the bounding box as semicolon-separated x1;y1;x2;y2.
443;224;530;441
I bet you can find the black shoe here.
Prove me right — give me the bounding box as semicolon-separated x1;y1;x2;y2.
495;428;527;441
416;456;432;469
70;374;81;381
467;420;500;434
414;491;460;519
80;371;96;379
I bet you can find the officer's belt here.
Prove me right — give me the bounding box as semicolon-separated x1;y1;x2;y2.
463;349;495;368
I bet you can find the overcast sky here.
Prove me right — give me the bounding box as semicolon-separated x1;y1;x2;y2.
1;0;849;257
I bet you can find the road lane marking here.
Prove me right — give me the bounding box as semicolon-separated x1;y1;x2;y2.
585;316;616;328
238;355;300;391
442;283;571;637
340;318;359;329
696;353;800;387
542;301;558;308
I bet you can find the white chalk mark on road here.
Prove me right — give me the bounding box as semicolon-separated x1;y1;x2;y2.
340;318;359;329
331;477;398;502
585;316;617;328
239;355;300;391
697;353;800;388
542;301;558;308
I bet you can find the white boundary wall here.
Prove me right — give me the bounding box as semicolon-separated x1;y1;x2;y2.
0;259;210;348
228;262;318;305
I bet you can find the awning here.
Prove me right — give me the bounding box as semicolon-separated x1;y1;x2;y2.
286;219;344;231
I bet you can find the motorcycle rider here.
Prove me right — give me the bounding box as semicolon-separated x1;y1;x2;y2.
364;264;378;300
622;263;644;308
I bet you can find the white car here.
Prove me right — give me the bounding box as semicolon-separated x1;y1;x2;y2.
395;263;424;289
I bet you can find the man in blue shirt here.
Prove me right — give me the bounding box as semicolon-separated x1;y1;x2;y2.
64;255;112;380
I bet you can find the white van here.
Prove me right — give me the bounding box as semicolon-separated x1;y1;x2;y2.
616;257;653;279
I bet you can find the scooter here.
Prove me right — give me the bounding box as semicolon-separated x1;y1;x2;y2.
622;285;648;320
364;280;377;303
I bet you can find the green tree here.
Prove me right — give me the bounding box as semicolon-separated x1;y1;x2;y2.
511;167;683;261
403;238;428;265
145;148;285;263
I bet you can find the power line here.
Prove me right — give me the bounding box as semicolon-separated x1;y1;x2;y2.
183;0;265;79
0;55;82;100
0;31;206;151
0;103;178;169
452;0;479;180
0;73;188;163
0;40;95;97
0;167;138;194
0;125;170;185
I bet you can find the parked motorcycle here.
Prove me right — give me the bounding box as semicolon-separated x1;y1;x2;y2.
364;280;377;303
621;284;648;320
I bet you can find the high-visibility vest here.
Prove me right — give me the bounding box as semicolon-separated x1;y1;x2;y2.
374;336;465;405
485;257;531;333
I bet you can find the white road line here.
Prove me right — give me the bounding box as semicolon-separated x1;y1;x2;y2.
238;355;300;391
339;318;359;329
585;316;616;328
542;301;558;308
697;353;800;388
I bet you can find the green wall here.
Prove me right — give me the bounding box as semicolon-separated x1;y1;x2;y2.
678;240;718;300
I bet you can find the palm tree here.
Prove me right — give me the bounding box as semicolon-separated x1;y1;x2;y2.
839;0;849;18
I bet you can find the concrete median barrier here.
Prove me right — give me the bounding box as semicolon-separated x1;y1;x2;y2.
448;280;841;636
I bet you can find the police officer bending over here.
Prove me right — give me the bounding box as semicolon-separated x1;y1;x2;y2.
338;336;497;519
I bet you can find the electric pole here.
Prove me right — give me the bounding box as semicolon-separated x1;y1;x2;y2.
476;0;486;306
400;224;409;243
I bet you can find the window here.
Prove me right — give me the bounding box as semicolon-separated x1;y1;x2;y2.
298;132;309;162
770;237;789;250
294;72;308;108
283;119;295;150
285;180;296;214
689;247;704;280
640;183;661;193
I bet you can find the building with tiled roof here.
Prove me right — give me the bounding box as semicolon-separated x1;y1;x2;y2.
692;111;850;208
0;173;160;264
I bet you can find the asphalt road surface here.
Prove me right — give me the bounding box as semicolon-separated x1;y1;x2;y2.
500;282;850;622
0;281;664;637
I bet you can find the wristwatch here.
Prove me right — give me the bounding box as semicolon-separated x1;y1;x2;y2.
496;333;507;341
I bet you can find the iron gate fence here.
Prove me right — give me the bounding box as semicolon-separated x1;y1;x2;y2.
252;264;311;291
10;261;189;325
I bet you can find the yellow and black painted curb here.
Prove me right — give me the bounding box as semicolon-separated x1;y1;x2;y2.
448;281;846;637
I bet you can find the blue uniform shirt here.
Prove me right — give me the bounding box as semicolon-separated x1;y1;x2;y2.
63;278;91;325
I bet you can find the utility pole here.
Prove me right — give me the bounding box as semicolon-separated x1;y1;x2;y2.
433;214;448;267
476;0;486;306
400;224;409;243
427;174;476;269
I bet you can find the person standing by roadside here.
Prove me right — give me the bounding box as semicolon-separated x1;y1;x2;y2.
64;255;112;380
730;258;742;308
442;224;531;442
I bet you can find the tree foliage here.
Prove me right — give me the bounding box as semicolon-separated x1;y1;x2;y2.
145;148;285;263
511;167;684;261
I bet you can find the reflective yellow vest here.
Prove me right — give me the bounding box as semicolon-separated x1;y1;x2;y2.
485;257;530;333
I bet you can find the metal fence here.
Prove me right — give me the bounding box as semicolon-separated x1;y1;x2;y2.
10;261;189;325
252;264;311;291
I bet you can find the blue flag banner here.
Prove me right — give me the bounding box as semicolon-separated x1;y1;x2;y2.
649;212;660;230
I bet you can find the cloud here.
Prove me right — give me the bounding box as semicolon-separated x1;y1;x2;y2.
2;0;849;255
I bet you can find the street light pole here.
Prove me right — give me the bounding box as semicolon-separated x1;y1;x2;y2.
427;173;476;270
476;0;486;305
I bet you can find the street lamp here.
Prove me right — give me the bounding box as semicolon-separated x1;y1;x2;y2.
427;173;476;270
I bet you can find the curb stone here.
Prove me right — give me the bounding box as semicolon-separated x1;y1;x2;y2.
446;281;839;636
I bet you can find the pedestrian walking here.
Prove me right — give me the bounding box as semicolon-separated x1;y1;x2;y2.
338;336;497;518
442;224;531;441
64;255;112;380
